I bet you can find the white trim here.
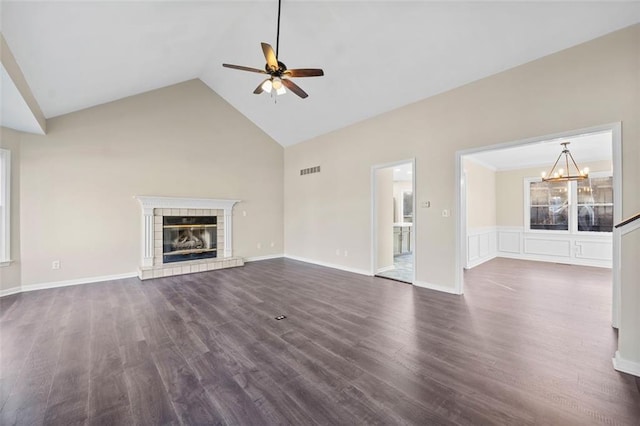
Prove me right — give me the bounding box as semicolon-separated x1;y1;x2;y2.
0;260;12;267
454;152;463;293
370;158;416;283
0;286;21;298
463;155;497;172
610;123;622;329
134;196;240;214
244;254;284;262
376;265;396;274
413;280;462;295
613;351;640;378
0;149;10;264
618;218;640;235
285;254;372;276
0;272;139;298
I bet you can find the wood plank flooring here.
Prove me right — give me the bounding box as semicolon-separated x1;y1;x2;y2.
1;257;639;425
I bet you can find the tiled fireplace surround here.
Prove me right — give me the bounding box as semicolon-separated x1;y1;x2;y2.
134;196;244;280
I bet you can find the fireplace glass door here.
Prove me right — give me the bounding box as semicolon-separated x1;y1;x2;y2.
163;216;217;263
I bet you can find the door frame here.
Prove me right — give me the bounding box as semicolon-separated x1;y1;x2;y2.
371;158;416;283
455;123;622;327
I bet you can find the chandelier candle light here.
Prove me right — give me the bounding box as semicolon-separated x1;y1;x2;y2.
541;142;589;182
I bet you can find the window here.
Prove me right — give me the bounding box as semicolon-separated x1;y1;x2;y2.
529;180;569;231
576;176;613;232
525;172;613;234
0;148;10;265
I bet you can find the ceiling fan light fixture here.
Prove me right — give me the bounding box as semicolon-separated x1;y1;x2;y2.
261;79;273;93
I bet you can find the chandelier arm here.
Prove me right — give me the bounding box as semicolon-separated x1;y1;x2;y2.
545;152;563;179
568;152;583;176
276;0;282;59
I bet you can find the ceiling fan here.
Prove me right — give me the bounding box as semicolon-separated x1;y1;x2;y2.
222;0;324;99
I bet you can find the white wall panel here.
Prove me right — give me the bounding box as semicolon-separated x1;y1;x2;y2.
576;240;613;261
498;231;520;253
524;238;571;257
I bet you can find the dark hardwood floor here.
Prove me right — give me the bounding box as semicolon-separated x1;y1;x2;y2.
1;257;639;425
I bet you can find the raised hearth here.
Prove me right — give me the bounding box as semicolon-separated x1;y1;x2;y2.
134;196;243;280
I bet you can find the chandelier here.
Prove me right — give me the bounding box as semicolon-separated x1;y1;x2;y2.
541;142;589;182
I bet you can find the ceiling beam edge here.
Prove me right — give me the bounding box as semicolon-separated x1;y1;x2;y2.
1;33;46;134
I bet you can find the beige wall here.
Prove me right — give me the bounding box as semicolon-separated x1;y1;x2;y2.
284;25;639;365
463;158;496;229
0;127;21;292
17;80;283;286
376;168;394;271
496;160;612;227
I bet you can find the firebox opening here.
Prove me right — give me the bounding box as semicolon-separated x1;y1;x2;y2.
163;216;217;264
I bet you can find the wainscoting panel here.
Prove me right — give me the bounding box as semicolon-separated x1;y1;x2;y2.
466;227;497;269
495;227;612;268
524;238;571;257
498;231;520;254
575;240;613;261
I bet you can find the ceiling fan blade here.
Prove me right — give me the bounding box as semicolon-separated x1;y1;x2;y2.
254;79;270;94
285;68;324;78
261;43;279;71
281;78;308;99
222;63;267;74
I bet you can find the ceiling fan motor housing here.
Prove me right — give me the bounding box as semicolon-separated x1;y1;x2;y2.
266;61;287;76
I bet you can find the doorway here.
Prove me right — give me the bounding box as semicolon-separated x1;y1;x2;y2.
371;159;415;284
455;123;622;327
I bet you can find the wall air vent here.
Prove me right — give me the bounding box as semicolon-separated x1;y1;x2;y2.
300;166;321;176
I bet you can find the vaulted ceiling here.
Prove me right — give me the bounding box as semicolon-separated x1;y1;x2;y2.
1;1;639;146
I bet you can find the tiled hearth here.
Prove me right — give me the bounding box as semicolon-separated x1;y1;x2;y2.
134;196;244;280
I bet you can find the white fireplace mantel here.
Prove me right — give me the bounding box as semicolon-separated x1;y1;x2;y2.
134;196;240;268
134;196;240;215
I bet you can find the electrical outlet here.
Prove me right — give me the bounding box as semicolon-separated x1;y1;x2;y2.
270;242;275;248
257;243;262;249
344;250;348;257
421;201;431;208
242;210;247;217
336;249;340;256
442;209;449;217
52;260;60;270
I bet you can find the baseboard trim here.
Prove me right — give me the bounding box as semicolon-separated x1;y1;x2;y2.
465;254;498;270
244;254;284;262
376;265;395;274
0;286;22;298
413;280;462;295
1;272;139;297
496;252;611;268
613;351;640;377
284;255;372;276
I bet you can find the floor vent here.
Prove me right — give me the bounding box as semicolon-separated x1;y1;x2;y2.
300;166;321;176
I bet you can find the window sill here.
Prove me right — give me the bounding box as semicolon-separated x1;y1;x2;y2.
0;260;13;268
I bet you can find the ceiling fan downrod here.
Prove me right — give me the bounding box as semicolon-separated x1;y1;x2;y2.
275;0;282;59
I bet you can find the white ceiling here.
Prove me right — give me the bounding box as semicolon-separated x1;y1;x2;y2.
465;130;612;171
1;1;639;146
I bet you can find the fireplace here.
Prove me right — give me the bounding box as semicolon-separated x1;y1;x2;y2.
163;216;217;263
134;196;243;280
